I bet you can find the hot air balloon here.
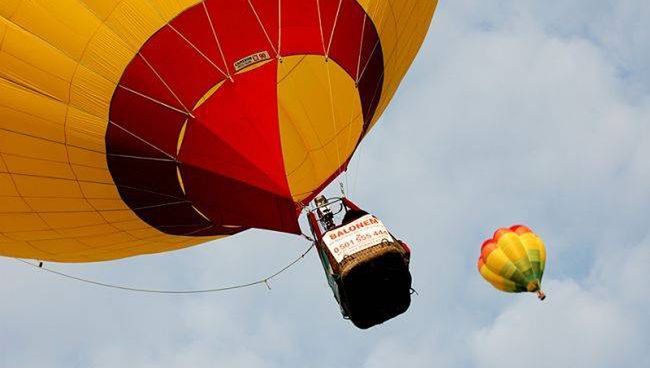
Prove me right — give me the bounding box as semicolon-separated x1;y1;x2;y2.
478;225;547;300
0;0;437;263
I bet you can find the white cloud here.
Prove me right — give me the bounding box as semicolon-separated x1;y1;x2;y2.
471;238;650;368
473;280;636;368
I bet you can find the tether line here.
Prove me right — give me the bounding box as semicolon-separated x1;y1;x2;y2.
14;242;315;295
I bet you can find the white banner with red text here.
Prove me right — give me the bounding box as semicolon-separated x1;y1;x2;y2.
322;215;394;263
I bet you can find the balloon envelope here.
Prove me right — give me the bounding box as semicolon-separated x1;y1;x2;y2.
0;0;437;262
478;225;547;296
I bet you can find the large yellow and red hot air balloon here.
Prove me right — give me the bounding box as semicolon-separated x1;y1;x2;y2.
0;0;437;262
478;225;547;300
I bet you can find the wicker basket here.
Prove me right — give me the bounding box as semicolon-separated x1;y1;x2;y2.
323;238;412;329
338;239;407;277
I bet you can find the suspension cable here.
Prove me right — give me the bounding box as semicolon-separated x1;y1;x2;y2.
14;242;315;295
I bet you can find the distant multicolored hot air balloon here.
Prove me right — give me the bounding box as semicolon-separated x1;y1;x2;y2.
478;225;547;300
0;0;437;262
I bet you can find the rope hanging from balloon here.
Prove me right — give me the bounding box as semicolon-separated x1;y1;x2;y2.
14;239;315;295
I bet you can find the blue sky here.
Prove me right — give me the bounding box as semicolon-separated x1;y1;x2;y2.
1;1;649;367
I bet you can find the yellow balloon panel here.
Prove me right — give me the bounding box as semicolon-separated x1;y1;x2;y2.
361;0;438;130
278;55;363;202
